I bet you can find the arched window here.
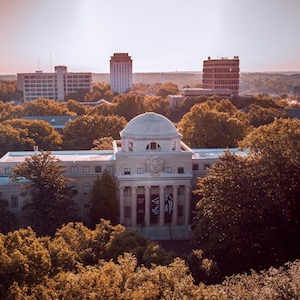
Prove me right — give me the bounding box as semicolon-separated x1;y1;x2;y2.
146;142;161;151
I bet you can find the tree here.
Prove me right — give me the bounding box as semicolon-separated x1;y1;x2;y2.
11;151;78;236
22;98;74;116
4;119;62;151
113;94;145;121
89;170;118;226
144;95;170;117
66;99;89;115
193;118;300;277
63;114;126;149
178;99;249;148
0;195;15;234
0;123;22;157
92;136;114;150
0;227;51;298
247;104;287;127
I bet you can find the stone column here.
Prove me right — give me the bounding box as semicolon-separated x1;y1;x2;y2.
131;186;137;227
172;185;178;226
145;185;151;226
159;185;165;226
119;187;125;224
184;185;191;226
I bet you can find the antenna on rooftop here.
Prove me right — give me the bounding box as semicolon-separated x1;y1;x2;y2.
50;52;52;71
38;57;40;70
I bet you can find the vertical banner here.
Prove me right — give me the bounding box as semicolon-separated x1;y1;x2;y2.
150;194;159;224
164;193;173;224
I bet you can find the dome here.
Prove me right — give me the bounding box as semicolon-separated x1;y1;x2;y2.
120;112;181;139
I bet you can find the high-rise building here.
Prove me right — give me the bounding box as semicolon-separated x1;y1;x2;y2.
202;56;240;95
110;53;132;94
17;66;92;102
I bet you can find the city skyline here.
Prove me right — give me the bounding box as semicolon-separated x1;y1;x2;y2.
1;0;300;75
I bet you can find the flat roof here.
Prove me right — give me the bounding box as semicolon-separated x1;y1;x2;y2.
192;148;247;159
0;150;115;163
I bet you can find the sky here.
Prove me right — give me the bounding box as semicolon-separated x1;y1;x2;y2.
0;0;300;74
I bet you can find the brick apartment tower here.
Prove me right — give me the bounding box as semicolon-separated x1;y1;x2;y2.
110;53;133;94
202;56;240;95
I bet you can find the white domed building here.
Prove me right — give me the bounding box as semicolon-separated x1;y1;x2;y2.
0;112;246;239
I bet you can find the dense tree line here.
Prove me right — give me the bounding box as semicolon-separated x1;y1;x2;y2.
192;118;300;278
0;222;300;299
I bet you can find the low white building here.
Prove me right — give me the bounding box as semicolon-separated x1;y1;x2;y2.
0;112;246;239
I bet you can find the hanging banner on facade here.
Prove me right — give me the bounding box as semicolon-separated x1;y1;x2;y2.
150;194;159;224
164;193;173;223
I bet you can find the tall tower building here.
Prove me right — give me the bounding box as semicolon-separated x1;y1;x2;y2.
202;56;240;95
110;53;132;94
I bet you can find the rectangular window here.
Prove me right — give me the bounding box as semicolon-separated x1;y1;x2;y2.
125;206;131;218
128;142;133;151
71;184;78;194
137;167;144;174
137;187;144;195
5;168;11;175
107;165;113;173
84;204;90;215
71;166;78;173
192;164;199;171
178;205;184;217
95;166;102;173
11;195;19;208
124;168;131;175
178;185;185;196
178;167;184;174
83;166;90;173
165;167;172;173
83;183;90;195
124;187;131;197
204;164;210;170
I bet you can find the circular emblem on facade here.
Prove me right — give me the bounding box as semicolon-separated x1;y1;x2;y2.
147;156;163;176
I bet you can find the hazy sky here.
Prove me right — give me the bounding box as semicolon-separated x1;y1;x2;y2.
1;0;300;74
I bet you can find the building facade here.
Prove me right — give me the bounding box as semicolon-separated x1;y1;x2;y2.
0;113;246;239
17;66;92;102
110;53;133;94
202;56;240;95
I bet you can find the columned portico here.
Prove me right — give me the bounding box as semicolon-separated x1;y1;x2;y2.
145;186;151;226
119;187;125;224
184;185;191;226
159;185;165;226
172;185;178;226
131;186;137;227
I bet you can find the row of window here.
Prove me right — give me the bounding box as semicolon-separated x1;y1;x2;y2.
70;165;113;174
124;205;184;218
123;185;186;197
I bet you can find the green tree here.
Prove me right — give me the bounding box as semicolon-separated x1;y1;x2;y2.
178;99;249;148
144;95;170;117
113;94;145;121
89;171;118;226
66;99;89;115
0;227;51;298
0;123;22;156
11;151;78;236
247;104;287;127
63;114;126;149
193;118;300;277
22;98;74;116
4;119;62;151
0;195;15;234
92;136;114;150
